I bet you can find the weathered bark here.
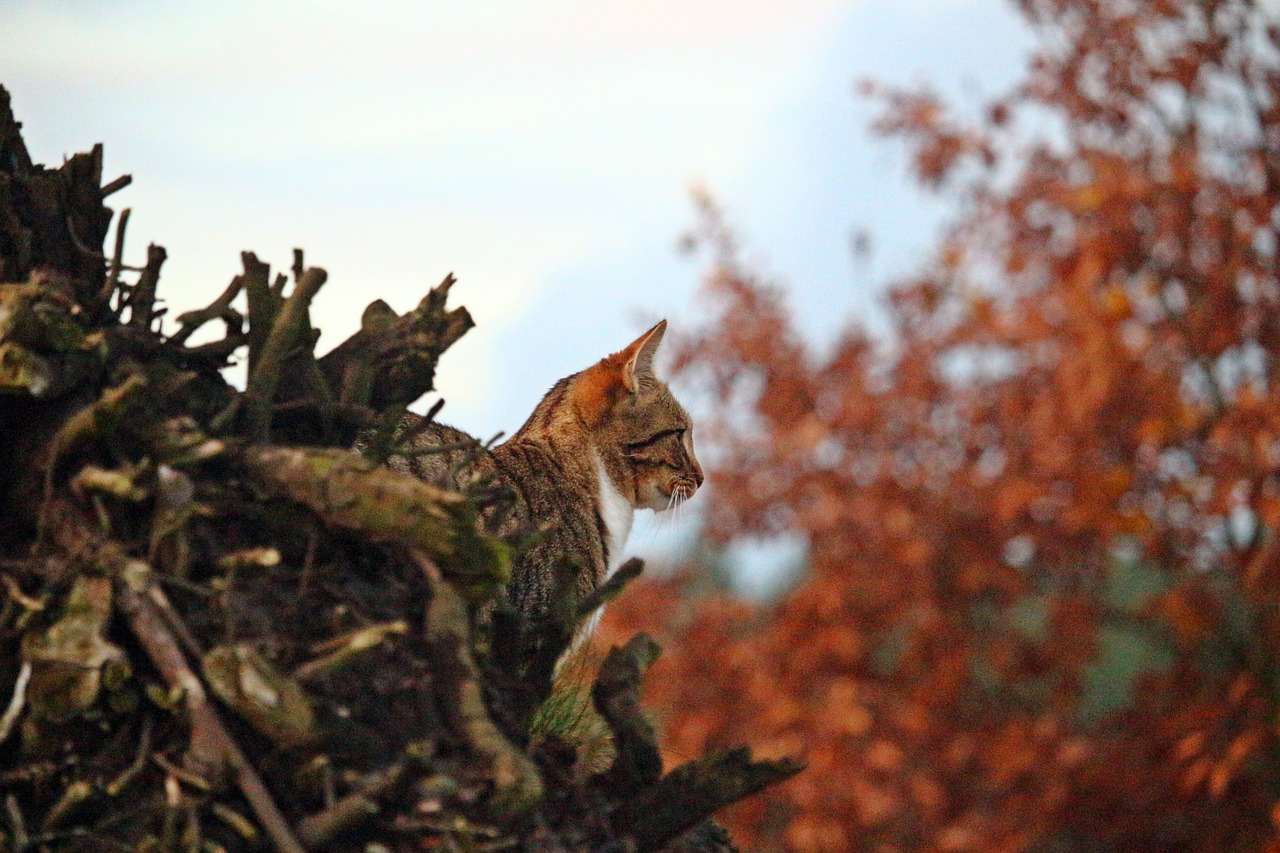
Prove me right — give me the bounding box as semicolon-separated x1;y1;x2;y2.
615;749;805;853
593;634;664;791
318;274;473;411
591;634;804;852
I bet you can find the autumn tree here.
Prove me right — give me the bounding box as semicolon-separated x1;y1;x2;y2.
601;1;1280;850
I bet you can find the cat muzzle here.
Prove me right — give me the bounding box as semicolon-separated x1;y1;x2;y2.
670;476;699;500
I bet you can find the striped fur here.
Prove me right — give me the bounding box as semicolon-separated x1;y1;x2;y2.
384;321;702;620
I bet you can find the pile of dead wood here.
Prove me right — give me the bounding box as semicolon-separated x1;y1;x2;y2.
0;85;799;852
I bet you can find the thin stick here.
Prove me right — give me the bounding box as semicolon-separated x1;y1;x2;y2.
577;557;643;621
0;661;31;746
65;214;105;259
99;207;131;310
169;274;244;347
4;793;28;847
106;714;153;796
128;244;168;331
118;571;306;853
294;762;407;848
100;174;132;197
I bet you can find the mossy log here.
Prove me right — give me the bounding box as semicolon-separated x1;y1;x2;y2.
0;83;799;852
236;445;511;601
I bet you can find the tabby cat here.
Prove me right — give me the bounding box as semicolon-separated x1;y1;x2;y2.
385;320;702;620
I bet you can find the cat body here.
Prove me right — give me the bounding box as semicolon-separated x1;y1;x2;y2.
385;321;702;618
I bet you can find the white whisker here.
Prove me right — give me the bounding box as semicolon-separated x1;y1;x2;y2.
643;513;664;547
641;489;679;547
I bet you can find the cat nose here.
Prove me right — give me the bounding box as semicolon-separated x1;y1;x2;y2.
692;466;704;487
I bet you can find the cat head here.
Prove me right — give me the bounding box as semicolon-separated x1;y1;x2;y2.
571;320;703;512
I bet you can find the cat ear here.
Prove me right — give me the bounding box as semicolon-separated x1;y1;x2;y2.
618;319;666;393
572;321;667;423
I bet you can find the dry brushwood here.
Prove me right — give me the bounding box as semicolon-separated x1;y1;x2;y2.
0;84;801;852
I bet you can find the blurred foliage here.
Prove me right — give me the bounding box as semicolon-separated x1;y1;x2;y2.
602;0;1280;850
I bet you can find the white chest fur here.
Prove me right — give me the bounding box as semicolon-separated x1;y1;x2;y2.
595;454;634;576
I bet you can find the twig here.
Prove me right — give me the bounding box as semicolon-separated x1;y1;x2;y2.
106;714;153;796
33;502;308;850
111;557;306;853
241;265;328;442
394;398;447;448
357;401;447;466
294;761;407;848
146;583;206;662
169;275;244;347
41;780;93;831
208;397;242;435
151;753;211;793
181;334;249;364
100;174;132;198
317;273;473;410
65;214;105;259
0;661;31;746
577;557;643;621
5;793;28;848
99;207;130;310
241;253;275;374
293;620;408;683
128;243;168;331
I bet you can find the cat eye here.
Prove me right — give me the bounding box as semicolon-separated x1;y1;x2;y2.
623;429;683;454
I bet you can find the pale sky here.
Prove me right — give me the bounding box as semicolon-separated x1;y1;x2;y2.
3;0;1033;585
